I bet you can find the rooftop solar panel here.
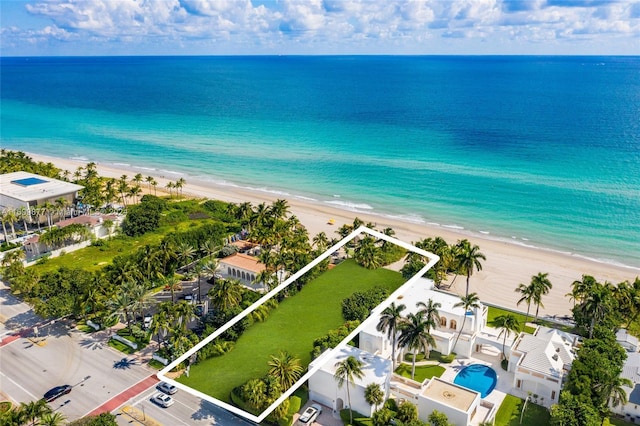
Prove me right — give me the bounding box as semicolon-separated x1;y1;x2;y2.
11;177;49;186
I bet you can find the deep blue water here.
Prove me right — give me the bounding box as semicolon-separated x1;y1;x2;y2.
454;364;498;398
1;56;639;267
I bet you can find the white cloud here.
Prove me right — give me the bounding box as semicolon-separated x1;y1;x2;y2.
2;0;639;55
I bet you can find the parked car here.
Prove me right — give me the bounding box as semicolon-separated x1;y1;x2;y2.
298;404;322;425
43;385;72;402
157;381;178;395
151;392;174;408
195;304;204;316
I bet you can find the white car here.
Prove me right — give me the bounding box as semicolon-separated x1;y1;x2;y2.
298;404;322;425
151;392;174;408
143;315;153;329
157;381;178;395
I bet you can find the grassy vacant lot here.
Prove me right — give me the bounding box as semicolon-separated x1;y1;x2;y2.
394;364;445;383
494;394;550;426
179;260;406;401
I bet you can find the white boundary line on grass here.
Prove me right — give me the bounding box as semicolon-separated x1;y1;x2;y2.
157;226;439;423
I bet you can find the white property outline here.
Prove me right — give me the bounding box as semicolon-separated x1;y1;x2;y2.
158;226;439;423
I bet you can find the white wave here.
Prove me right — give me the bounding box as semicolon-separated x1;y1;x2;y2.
479;230;490;235
295;195;318;202
325;200;374;211
427;222;440;226
69;156;89;161
245;186;291;197
383;213;425;224
333;194;341;198
113;162;131;167
160;169;184;175
134;166;157;172
443;224;464;230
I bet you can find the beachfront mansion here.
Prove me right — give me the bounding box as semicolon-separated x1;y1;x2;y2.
308;278;581;425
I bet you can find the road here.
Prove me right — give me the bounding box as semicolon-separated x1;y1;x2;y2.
0;321;151;420
117;386;254;426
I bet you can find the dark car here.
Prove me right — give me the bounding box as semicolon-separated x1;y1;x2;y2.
44;385;72;402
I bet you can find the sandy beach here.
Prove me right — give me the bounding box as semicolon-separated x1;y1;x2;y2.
27;152;640;318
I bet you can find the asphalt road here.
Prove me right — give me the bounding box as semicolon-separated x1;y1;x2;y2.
0;321;151;420
117;385;255;426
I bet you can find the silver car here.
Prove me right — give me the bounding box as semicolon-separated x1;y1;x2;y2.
151;392;174;408
157;381;178;395
298;404;322;425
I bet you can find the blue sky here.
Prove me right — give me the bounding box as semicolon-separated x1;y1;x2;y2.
1;0;639;56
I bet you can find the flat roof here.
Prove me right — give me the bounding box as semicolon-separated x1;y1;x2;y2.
0;171;84;203
315;345;392;387
422;377;479;413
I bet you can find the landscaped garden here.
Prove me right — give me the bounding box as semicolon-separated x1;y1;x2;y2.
394;364;445;383
178;259;406;401
494;394;550;426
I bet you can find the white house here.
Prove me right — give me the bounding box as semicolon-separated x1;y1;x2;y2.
308;345;392;417
359;278;488;361
218;253;267;292
617;329;639;353
610;352;640;422
507;326;580;407
0;171;83;216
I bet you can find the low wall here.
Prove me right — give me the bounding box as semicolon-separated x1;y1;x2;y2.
111;334;137;350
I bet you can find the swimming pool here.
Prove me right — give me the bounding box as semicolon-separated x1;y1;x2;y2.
453;364;497;398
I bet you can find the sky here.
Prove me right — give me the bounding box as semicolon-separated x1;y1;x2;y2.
1;0;639;56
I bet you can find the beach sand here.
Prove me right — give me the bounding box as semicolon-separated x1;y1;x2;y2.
28;152;640;318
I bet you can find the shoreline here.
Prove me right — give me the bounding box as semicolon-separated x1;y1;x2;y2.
26;151;640;317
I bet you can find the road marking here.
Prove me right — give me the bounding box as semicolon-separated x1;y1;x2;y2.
0;370;38;400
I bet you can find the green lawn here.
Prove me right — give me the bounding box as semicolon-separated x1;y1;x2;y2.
394;364;445;383
28;221;203;274
610;417;635;426
178;260;406;401
494;394;550;426
487;307;538;334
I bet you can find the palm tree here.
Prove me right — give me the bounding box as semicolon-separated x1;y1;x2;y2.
117;177;129;207
515;282;535;331
151;178;158;196
268;351;304;389
243;378;267;409
376;302;406;369
127;185;142;205
176;242;195;270
20;399;52;425
566;274;597;307
354;236;382;269
580;281;614;338
416;299;441;331
530;272;553;322
165;181;175;197
455;239;486;297
42;201;56;229
494;314;519;360
3;208;18;239
132;173;143;188
39;411;67;426
270;199;289;219
109;290;135;331
208;279;243;312
398;312;435;379
200;239;220;260
163;274;182;303
145;175;154;191
54;197;69;221
334;355;365;425
599;376;633;408
364;382;385;412
176;177;186;198
0;210;10;242
452;292;481;352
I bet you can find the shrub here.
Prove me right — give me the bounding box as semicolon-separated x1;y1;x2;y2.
341;286;389;322
312;320;360;359
220;244;239;257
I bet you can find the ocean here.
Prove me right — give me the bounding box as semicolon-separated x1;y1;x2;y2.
1;56;639;268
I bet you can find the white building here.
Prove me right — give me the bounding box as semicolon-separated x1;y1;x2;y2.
507;326;580;407
617;329;639;353
308;345;392;417
218;253;267;292
359;278;488;361
0;171;83;215
611;352;640;422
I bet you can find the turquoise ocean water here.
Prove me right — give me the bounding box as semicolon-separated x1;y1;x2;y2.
1;56;639;268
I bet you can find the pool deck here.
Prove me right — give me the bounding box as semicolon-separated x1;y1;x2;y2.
440;347;511;425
